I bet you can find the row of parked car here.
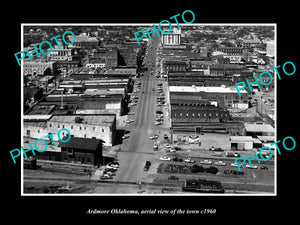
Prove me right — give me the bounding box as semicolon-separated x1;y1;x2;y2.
159;156;268;170
100;161;120;180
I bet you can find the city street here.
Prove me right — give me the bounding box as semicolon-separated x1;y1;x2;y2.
114;37;167;182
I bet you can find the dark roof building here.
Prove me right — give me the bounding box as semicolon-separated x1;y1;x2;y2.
58;137;103;165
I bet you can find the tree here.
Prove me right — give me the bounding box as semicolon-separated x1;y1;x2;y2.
190;165;204;173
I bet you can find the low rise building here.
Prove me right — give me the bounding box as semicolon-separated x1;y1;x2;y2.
23;114;116;146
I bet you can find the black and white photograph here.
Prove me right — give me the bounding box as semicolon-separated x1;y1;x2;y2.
20;24;277;195
3;4;298;221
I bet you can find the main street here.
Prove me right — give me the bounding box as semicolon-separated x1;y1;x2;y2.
114;37;165;183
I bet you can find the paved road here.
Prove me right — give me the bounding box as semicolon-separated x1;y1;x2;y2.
115;37;164;182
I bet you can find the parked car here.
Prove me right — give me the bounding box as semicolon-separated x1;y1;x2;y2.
260;166;269;170
164;144;172;148
100;174;113;180
184;158;195;163
214;161;226;166
160;156;171;161
144;161;151;171
128;112;135;115
246;164;258;169
149;134;159;140
231;163;241;167
126;119;134;123
122;134;130;139
200;159;212;165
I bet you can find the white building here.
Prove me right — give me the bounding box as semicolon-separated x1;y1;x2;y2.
23;114;116;146
266;40;275;58
161;28;181;45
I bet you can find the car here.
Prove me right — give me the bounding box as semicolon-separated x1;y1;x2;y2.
126;119;134;123
169;148;176;153
106;164;117;170
200;159;212;165
234;152;240;157
122;134;130;139
173;146;182;151
129;103;137;106
260;166;269;170
100;174;113;180
103;171;116;176
168;176;179;180
149;134;159;140
144;161;151;171
155;121;162;125
214;161;226;166
231;163;241;167
108;163;119;168
160;156;171;161
246;164;258;169
164;144;172;148
128;112;135;115
184;158;195;163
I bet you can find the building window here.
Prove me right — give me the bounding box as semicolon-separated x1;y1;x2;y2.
102;128;104;132
49;123;52;127
58;125;60;128
71;125;73;129
80;127;82;130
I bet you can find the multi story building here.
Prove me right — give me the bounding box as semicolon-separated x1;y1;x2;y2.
23;114;117;146
161;27;181;45
23;61;57;76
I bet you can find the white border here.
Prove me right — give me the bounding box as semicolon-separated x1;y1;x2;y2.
21;23;277;196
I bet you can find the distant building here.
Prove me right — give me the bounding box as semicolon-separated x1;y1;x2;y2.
23;61;57;76
161;27;181;45
69;34;99;49
266;40;275;58
241;39;261;49
49;47;72;61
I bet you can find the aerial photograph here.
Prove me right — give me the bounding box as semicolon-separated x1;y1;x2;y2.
21;24;276;195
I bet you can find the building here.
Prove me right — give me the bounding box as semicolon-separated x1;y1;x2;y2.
229;136;253;150
266;40;275;58
23;61;57;76
162;59;188;74
243;123;274;137
161;27;181;45
241;39;261;49
23;114;117;147
69;34;99;49
169;86;249;108
58;137;103;165
24;87;44;113
210;64;244;76
55;60;81;75
49;47;72;61
168;71;233;87
216;47;243;55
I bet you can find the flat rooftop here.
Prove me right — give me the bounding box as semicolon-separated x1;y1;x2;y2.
83;88;125;96
244;123;274;133
49;114;116;126
169;86;248;94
